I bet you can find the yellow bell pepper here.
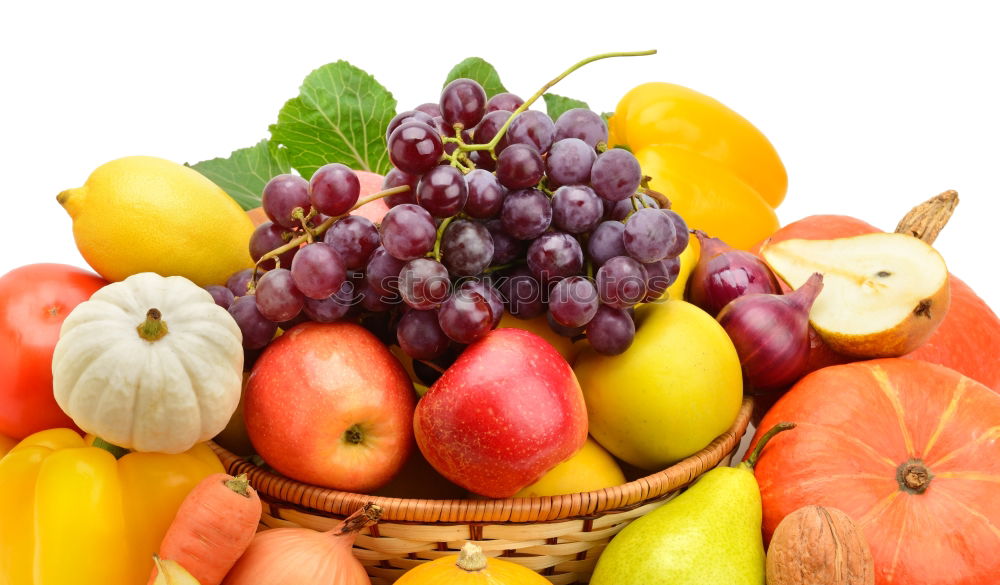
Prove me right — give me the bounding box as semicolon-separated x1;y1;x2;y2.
0;428;224;585
608;82;786;249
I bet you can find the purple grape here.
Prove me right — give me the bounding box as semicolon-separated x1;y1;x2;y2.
386;110;436;142
586;305;635;355
547;312;585;338
205;285;234;309
498;266;544;319
587;221;628;266
596;256;648;309
396;309;450;360
506;110;555;153
546;138;596;187
591;148;642;202
553;108;608;148
302;280;354;323
548;276;599;328
416;165;468;217
380;203;437;260
643;257;681;302
226;269;254;297
441;219;494;276
309;163;360;217
382;168;419;207
388;122;444;174
229;295;278;349
365;246;406;296
469;150;497;172
324;215;380;270
262;174;311;228
496;144;544;189
250;221;296;270
551;185;603;234
662;209;690;258
485;219;523;265
358;281;397;312
414;102;442;118
438;288;493;344
255;268;304;322
399;258;451;310
526;232;584;281
458;279;503;328
500;188;551;240
464;169;506;218
440;78;487;129
290;242;346;300
623;207;677;263
472;110;512;147
486;92;524;113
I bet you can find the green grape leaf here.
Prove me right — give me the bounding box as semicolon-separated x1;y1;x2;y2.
543;93;590;121
443;58;507;98
270;61;396;179
189;140;291;210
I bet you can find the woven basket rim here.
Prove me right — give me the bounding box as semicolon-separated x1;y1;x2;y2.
212;397;753;523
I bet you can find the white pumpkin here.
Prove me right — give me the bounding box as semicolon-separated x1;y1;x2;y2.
52;272;244;454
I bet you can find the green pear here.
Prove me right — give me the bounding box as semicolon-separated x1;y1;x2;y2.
590;423;794;585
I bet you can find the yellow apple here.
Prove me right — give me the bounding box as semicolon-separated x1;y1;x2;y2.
497;312;576;362
574;299;743;470
514;437;626;497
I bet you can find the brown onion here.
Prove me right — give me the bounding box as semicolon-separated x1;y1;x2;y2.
717;273;823;392
687;231;780;316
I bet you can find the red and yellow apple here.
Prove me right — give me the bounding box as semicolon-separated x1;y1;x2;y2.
414;328;589;498
244;321;415;492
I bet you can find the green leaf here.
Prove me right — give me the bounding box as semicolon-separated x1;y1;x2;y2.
189;140;291;210
444;58;507;98
270;61;396;179
601;111;615;124
543;93;589;121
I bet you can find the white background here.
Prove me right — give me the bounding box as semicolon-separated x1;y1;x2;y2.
1;2;997;312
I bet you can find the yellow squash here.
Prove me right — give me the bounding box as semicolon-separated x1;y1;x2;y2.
0;428;223;585
395;542;550;584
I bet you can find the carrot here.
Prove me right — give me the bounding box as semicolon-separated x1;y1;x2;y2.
148;473;262;585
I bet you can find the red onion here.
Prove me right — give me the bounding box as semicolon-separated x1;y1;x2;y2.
717;273;824;392
687;231;780;316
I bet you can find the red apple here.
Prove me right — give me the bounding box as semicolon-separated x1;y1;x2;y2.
244;321;415;492
414;328;589;498
351;170;389;224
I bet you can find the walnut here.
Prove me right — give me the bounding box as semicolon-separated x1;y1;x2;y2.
766;505;874;585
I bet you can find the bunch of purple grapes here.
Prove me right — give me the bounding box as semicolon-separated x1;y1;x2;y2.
212;76;689;361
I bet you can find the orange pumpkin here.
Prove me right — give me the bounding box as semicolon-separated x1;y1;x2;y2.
756;214;1000;392
751;358;1000;585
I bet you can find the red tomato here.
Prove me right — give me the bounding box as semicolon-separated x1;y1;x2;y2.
0;263;107;438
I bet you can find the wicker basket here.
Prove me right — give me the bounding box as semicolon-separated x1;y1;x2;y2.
212;397;753;585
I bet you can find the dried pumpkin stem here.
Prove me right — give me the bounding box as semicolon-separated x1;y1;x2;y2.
894;190;958;244
456;542;488;572
136;308;169;342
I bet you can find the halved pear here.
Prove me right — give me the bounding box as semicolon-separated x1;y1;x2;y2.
761;233;949;358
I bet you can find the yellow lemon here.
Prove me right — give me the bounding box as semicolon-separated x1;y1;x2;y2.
514;437;626;497
58;156;255;286
574;299;743;470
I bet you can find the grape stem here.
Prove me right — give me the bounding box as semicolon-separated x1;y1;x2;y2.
432;216;455;261
254;185;411;276
461;49;656;155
